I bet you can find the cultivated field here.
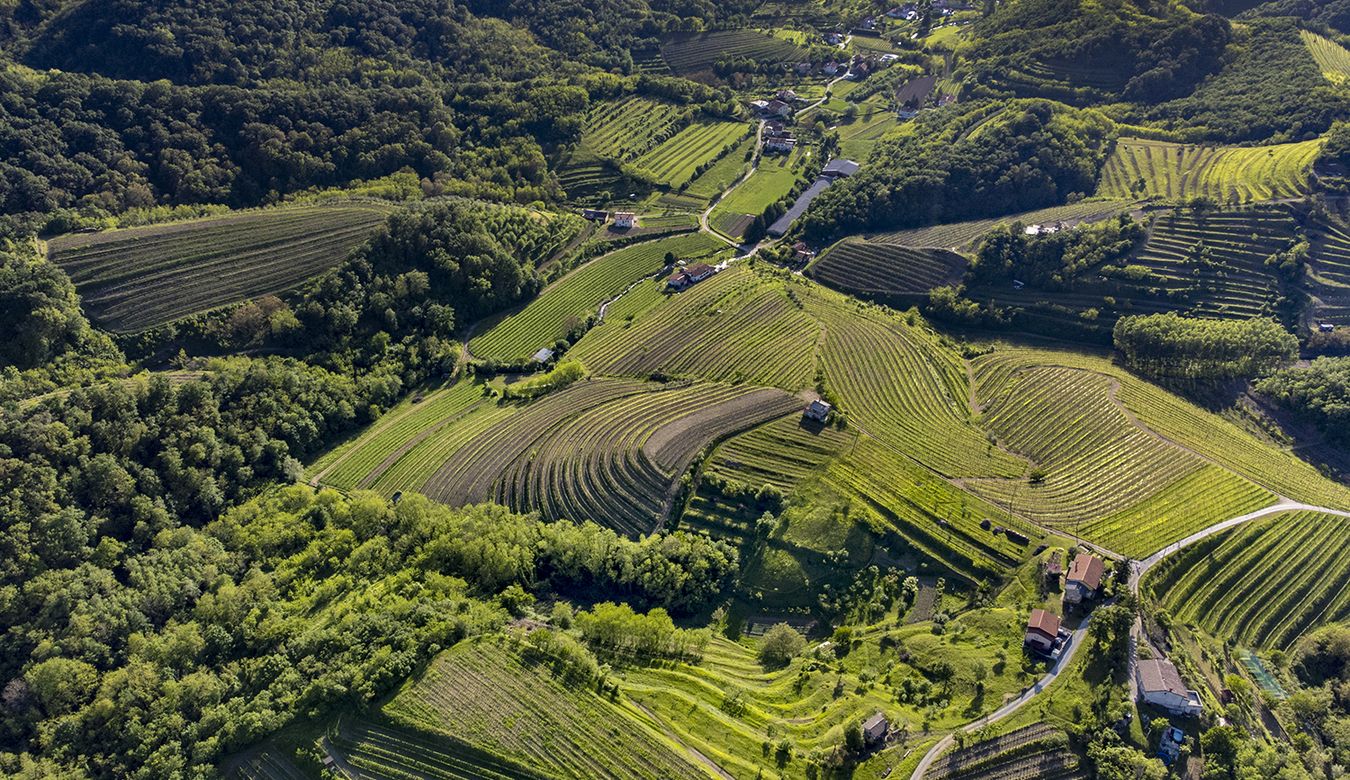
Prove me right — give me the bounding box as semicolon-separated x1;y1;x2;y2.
384;639;707;780
419;378;801;534
578;97;686;162
710;147;809;239
660;29;809;74
679;136;754;202
703;414;856;494
1095;138;1320;203
470;233;723;362
48;203;395;331
1144;511;1350;648
869;200;1133;250
631;121;750;188
1302;30;1350;85
567;266;821;391
923;723;1084;780
808;240;968;299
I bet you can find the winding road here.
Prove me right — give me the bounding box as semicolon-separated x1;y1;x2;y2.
908;495;1350;779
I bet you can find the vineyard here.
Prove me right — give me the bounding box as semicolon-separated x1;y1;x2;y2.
419;378;801;535
577;97;686;162
1143;511;1350;648
660;29;809;74
469;233;723;362
680;136;754;202
967;356;1274;556
384;639;707;779
1095;138;1320;203
807;240;967;300
710;147;809;239
567;266;821;391
1302;30;1350;85
631;121;750;188
329;719;554;780
922;723;1084;780
1308;212;1350;325
703;414;855;494
48;203;394;331
1122;207;1295;320
868;200;1133;250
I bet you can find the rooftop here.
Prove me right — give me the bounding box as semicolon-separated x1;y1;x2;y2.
1027;608;1061;637
1137;658;1191;697
1067;552;1105;590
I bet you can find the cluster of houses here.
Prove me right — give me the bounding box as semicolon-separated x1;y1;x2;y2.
763;119;797;154
580;209;637;230
884;0;975;20
666;262;716;291
751;89;803;120
1024;221;1068;237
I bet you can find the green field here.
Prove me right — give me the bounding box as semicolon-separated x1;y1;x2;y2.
1144;511;1350;648
836;106;899;162
1095;137;1321;203
577;97;687;162
48;203;395;331
660;29;809;74
1302;29;1350;85
923;723;1085;780
631;121;751;188
710;147;810;239
470;233;723;362
681;136;754;202
807;240;967;299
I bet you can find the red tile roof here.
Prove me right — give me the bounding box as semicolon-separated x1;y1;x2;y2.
1026;608;1061;639
1067;553;1105;590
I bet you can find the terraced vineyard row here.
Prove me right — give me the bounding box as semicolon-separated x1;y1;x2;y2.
924;723;1084;780
704;414;856;493
808;240;967;299
309;380;486;490
806;290;1025;479
672;135;753;200
1144;511;1350;648
1124;208;1295;319
569;267;821;391
1302;30;1350;85
967;360;1273;556
470;233;723;361
1096;138;1320;203
660;29;809;74
631;121;750;188
331;719;554;780
869;200;1133;250
421;378;799;534
48;203;395;331
385;639;706;780
578;97;686;162
1309;212;1350;287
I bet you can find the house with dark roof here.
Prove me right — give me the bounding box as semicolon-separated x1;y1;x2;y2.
1024;609;1061;654
1064;552;1105;604
1137;659;1203;716
822;158;860;178
862;712;888;745
804;399;831;422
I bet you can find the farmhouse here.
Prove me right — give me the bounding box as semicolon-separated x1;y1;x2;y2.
1024;609;1061;653
862;712;888;745
612;212;637;229
1136;659;1203;716
667;262;716;290
1064;552;1105;604
765;135;798;153
822;158;860;178
804;399;831;422
765;99;794;118
776;89;799;102
792;241;816;262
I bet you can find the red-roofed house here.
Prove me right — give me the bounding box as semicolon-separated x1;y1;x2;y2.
1065;552;1105;604
1024;609;1061;653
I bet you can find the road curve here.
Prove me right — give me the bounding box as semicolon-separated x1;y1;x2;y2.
908;614;1093;780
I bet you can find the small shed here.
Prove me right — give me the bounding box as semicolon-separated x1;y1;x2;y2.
532;347;555;363
863;712;888;744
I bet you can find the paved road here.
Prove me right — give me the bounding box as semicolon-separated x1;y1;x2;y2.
908;615;1093;780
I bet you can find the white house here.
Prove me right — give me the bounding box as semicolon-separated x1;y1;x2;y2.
612;212;637;229
1137;659;1203;716
1024;608;1061;654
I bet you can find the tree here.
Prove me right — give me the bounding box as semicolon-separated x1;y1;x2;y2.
758;623;807;668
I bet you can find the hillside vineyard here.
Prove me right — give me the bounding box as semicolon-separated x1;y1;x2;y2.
2;1;1350;778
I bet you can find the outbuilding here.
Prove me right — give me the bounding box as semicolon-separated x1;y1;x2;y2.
804;399;831;422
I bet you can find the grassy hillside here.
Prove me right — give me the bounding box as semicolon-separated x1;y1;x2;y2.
47;203;395;331
1095;137;1321;203
1144;511;1350;648
470;233;723;362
